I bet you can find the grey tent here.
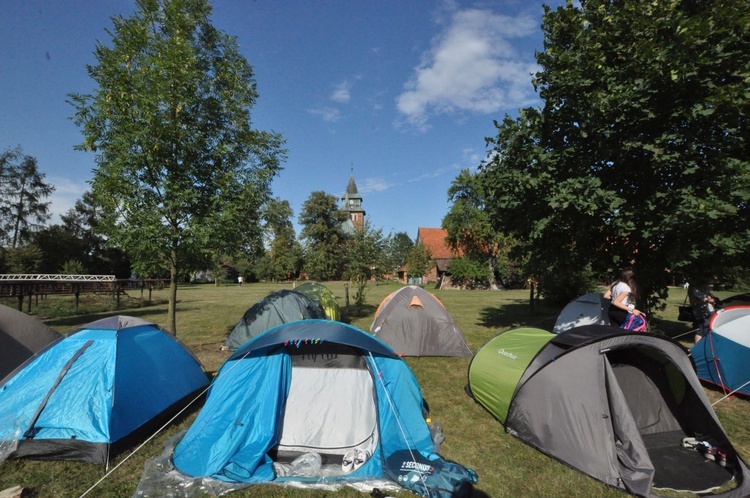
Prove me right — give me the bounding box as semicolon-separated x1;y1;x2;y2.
468;325;750;497
553;292;610;333
224;290;325;349
0;304;61;381
370;285;471;357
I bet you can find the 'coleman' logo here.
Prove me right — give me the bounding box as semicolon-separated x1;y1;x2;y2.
497;348;517;360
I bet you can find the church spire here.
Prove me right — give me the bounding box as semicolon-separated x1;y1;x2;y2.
341;166;365;231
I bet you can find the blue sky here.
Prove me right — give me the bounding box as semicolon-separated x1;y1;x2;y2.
1;0;563;241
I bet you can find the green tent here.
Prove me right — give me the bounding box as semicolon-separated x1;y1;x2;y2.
294;282;341;321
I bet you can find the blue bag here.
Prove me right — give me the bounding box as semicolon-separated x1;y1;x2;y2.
384;450;477;498
620;312;647;332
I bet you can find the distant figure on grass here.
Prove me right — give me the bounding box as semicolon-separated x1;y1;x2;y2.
689;280;719;344
604;269;644;329
238;275;243;286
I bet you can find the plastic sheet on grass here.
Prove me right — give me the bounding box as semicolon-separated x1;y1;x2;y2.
132;432;402;498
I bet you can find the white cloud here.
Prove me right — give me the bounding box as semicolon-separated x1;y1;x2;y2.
396;7;540;129
307;106;342;122
357;177;392;193
330;80;352;103
47;176;88;224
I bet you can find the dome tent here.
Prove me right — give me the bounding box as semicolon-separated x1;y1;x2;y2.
294;282;341;321
0;316;210;467
165;320;476;494
468;325;750;497
552;292;610;333
691;306;750;396
0;304;61;381
224;289;325;349
370;285;472;357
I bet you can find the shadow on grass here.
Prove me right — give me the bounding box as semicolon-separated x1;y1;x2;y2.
477;302;561;331
341;304;377;324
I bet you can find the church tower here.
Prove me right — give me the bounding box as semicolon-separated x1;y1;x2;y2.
341;171;365;231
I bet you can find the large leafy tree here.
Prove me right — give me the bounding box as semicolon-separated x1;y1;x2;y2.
481;0;750;307
69;0;285;332
386;231;414;274
0;147;55;249
298;191;348;281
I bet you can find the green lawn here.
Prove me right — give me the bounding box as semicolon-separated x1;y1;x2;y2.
1;282;748;498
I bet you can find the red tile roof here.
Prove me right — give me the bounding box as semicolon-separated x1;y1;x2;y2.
416;227;462;259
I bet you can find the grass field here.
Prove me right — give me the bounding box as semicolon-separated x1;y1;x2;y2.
1;282;748;498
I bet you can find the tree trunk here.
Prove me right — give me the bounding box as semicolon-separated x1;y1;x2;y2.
488;256;499;291
168;257;178;334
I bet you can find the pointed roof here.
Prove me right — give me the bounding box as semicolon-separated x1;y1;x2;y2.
346;175;359;195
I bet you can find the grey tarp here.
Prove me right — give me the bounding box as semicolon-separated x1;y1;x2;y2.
370;286;472;357
553;292;611;334
0;304;61;381
501;326;750;497
225;290;325;349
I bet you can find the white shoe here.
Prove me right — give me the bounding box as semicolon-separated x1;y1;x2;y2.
342;450;355;472
353;449;369;470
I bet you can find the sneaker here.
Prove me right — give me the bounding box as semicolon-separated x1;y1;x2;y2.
353;449;369;470
718;450;730;468
681;437;699;449
698;442;717;461
342;450;355;472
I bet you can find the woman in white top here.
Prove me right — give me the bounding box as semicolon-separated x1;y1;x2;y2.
604;269;643;326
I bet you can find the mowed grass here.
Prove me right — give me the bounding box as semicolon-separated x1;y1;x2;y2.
1;282;749;498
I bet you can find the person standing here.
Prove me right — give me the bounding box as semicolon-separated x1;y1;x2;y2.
604;269;643;326
238;275;243;287
689;281;718;343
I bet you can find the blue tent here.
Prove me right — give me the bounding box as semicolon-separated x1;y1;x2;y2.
692;306;750;396
172;320;436;485
0;316;210;466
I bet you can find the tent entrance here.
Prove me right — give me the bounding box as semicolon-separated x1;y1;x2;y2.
272;344;378;475
606;348;734;493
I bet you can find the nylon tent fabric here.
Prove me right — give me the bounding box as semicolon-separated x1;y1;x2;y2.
691;306;750;396
170;320;456;491
552;292;611;334
294;282;341;321
0;304;61;381
225;290;326;349
468;325;750;497
370;285;472;357
0;316;210;466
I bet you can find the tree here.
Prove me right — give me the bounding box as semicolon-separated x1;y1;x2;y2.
298;191;348;281
443;169;516;290
386;231;414;274
405;243;433;283
69;0;285;332
0;147;55;249
342;220;388;311
481;0;750;307
262;198;302;280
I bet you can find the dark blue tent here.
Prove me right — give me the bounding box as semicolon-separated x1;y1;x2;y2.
0;316;210;466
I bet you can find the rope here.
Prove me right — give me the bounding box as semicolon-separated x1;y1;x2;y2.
712;377;750;406
78;346;256;498
368;351;431;494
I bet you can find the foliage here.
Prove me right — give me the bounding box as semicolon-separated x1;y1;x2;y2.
60;259;87;275
68;0;285;332
443;169;519;290
262;198;302;279
0;147;55;249
386;231;414;273
447;256;490;289
405;243;433;281
342;221;388;311
481;0;750;309
3;244;44;273
298;191;348;280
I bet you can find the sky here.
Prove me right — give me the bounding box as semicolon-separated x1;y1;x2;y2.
1;0;564;241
